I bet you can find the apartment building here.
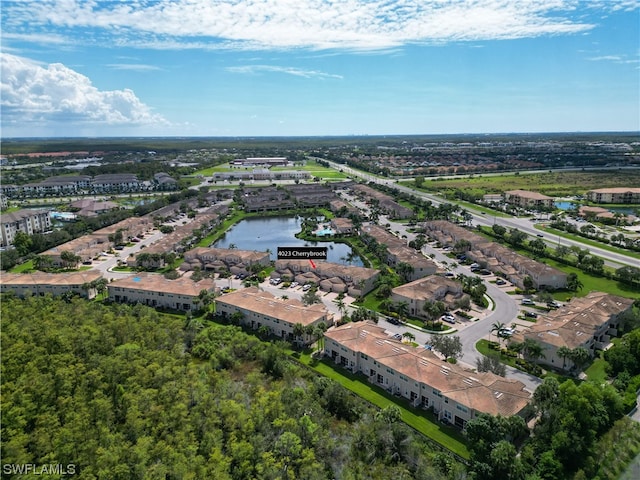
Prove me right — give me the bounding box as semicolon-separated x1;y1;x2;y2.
423;221;567;290
108;274;216;311
0;209;52;247
273;259;380;296
390;276;466;318
183;247;270;276
586;188;640;204
0;270;103;299
324;322;531;428
511;292;635;372
215;286;331;343
360;224;437;281
351;184;414;219
504;190;554;209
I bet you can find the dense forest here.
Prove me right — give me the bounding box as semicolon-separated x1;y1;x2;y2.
1;295;466;479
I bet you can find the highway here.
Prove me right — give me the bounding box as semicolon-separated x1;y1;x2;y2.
324;159;638;269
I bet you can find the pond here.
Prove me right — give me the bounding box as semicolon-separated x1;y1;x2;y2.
213;216;364;266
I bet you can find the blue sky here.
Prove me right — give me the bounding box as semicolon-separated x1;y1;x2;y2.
1;0;639;138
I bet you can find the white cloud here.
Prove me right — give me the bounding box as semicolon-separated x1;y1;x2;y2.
0;53;167;127
226;65;342;79
4;0;636;52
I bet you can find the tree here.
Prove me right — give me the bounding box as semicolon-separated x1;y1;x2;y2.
507;228;526;247
522;338;545;363
529;237;547;257
396;262;414;283
491;322;506;345
401;331;415;343
476;354;506;377
394;301;409;323
33;254;54;272
557;345;573;370
60;250;81;269
422;300;446;321
302;287;321;306
13;231;33;256
569;347;591;373
430;335;463;361
293;323;306;345
555;245;570;259
492;224;507;237
566;272;583;292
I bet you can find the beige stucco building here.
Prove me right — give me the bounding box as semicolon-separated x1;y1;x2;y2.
215;286;331;344
511;292;635;372
108;274;216;311
0;270;103;299
325;322;531;428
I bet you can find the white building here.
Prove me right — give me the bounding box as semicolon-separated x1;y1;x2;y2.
1;209;51;247
215;286;331;344
325;322;531;428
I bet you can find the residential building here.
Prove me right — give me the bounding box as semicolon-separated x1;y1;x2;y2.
390;276;466;317
153;172;179;190
0;209;51;247
108;274;216;311
511;292;635;372
504;190;554;209
183;247;270;276
0;270;103;299
324;321;531;427
360;224;437;281
423;221;567;290
351;184;414;219
231;157;289;167
330;217;354;235
273;259;380;296
586;188;640;204
215;286;331;343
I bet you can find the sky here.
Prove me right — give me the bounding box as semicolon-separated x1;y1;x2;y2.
1;0;639;138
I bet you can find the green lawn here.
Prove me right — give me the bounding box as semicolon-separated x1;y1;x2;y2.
538;225;640;261
585;351;609;384
8;260;34;273
194;160;348;180
297;353;470;459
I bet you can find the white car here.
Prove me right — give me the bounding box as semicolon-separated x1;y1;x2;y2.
441;315;456;324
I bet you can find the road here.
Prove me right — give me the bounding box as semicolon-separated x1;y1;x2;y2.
326;159;638;269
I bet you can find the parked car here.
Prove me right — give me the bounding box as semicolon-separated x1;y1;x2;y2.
498;328;515;337
496;279;507;285
442;314;456;324
524;311;538;318
521;298;535;305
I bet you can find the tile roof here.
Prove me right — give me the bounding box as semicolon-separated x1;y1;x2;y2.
325;322;531;417
216;286;328;326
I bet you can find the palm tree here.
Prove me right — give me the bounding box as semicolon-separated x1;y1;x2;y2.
523;338;545;363
396;262;414;283
569;347;591;374
394;301;409;323
402;331;415;343
293;323;306;345
334;298;347;319
491;322;506;344
557;346;572;370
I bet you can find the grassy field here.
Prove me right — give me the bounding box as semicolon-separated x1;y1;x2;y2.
405;170;640;197
194;160;348;180
537;225;640;261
